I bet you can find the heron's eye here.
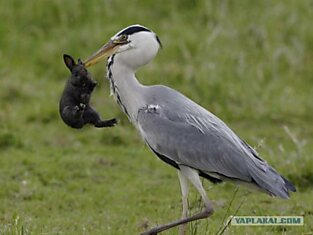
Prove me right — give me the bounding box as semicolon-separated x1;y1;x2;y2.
120;34;128;41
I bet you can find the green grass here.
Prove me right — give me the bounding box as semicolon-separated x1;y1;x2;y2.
0;0;313;234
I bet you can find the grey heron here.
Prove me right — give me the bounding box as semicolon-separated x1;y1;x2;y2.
84;25;296;235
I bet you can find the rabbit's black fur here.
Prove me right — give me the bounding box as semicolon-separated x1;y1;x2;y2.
59;54;117;129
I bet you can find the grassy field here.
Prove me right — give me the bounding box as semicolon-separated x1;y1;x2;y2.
0;0;313;234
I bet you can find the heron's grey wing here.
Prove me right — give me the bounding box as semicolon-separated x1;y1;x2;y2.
137;105;256;181
137;91;294;198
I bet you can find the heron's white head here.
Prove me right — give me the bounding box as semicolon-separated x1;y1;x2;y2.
84;25;161;70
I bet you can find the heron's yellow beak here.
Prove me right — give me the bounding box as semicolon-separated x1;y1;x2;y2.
84;35;129;67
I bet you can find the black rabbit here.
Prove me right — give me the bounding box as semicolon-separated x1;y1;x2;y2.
59;54;117;129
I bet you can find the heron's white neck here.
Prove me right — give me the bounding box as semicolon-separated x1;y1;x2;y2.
107;55;146;123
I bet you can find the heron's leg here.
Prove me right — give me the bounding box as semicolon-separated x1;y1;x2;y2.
141;166;214;235
178;170;189;235
180;166;213;210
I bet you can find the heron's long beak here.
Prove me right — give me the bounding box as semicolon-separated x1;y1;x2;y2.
84;36;129;68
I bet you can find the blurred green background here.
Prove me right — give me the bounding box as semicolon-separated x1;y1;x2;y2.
0;0;312;234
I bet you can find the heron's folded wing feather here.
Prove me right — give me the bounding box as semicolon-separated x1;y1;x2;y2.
137;106;262;182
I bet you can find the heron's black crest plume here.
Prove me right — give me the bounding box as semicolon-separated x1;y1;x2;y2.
117;25;151;36
117;25;162;48
155;35;162;48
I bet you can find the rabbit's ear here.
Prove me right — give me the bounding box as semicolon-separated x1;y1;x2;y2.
78;58;84;65
63;54;76;71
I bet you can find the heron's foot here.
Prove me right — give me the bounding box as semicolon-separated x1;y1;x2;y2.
141;205;213;235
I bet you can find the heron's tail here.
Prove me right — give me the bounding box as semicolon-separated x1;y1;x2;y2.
281;175;296;193
249;161;296;199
